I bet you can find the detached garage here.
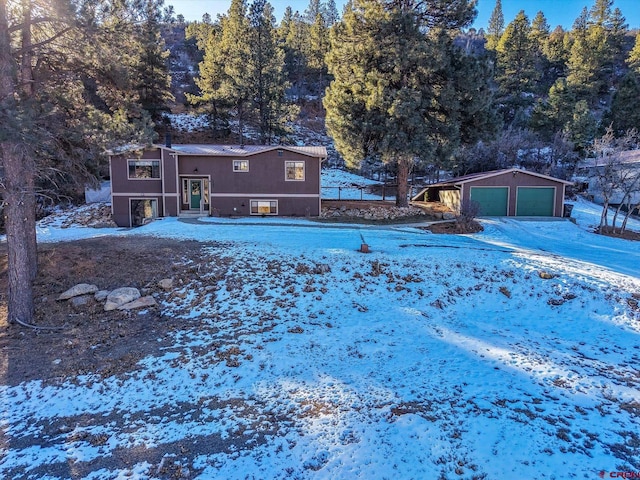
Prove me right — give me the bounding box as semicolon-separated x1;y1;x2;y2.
412;168;572;217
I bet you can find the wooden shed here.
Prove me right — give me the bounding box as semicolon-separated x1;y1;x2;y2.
412;168;573;217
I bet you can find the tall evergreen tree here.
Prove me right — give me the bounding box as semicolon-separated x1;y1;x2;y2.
529;77;576;140
190;0;292;144
529;11;553;92
325;0;340;26
626;32;640;73
564;100;597;154
603;71;640;136
567;1;627;102
248;0;294;143
133;0;174;126
308;12;330;94
0;0;154;325
485;0;504;50
190;0;252;143
282;10;308;99
324;0;478;207
544;26;569;79
495;10;538;125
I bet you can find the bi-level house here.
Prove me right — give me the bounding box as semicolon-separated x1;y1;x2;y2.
109;142;327;227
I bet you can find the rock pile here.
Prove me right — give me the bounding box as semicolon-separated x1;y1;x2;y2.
321;204;431;221
39;203;117;229
56;279;173;311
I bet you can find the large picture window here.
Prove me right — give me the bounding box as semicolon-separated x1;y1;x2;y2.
128;160;161;179
233;160;249;172
285;161;305;181
250;200;278;215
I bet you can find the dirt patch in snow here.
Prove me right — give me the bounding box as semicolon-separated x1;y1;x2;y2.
0;237;212;386
596;226;640;241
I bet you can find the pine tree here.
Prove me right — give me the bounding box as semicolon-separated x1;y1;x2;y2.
325;0;478;207
626;32;640;73
304;0;322;24
544;26;569;79
529;11;552;92
495;10;538;125
133;0;174;126
529;77;576;140
325;0;340;26
191;0;252;143
566;7;596;100
486;0;504;50
190;0;293;144
564;100;597;154
248;0;294;143
0;0;154;325
282;11;308;99
603;71;640;136
567;2;627;102
308;12;330;94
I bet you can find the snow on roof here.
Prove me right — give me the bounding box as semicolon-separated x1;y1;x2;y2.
584;149;640;168
165;144;327;158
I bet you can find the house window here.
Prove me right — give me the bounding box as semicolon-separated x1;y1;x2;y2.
285;161;305;181
130;199;158;226
233;160;249;172
128;160;161;179
250;200;278;215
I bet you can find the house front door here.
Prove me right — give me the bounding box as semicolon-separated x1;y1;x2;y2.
190;180;202;210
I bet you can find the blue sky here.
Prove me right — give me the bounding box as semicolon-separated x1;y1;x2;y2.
169;0;640;29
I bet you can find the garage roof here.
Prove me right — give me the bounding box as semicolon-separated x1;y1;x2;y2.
412;168;573;201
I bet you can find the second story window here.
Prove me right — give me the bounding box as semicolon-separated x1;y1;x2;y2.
128;160;161;179
233;159;249;172
285;161;305;181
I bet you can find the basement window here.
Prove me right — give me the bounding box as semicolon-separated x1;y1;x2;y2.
250;200;278;215
130;199;158;226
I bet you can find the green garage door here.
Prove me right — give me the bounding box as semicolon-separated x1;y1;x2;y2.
469;187;508;216
516;187;555;216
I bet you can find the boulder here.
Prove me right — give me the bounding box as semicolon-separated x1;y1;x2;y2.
442;212;456;220
158;278;174;291
58;283;99;301
70;295;90;308
118;295;157;310
94;290;110;302
104;287;141;311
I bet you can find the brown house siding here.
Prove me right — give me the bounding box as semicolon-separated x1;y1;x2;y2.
109;145;324;226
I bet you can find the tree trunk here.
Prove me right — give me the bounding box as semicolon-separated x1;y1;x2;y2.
395;155;413;207
1;0;36;324
621;202;639;233
2;144;36;324
20;0;38;281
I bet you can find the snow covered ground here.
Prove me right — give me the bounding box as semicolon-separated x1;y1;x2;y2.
2;198;640;479
321;167;389;200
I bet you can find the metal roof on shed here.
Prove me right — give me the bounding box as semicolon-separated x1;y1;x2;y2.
412;168;572;201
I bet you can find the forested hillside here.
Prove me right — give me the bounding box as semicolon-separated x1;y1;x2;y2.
155;0;640;189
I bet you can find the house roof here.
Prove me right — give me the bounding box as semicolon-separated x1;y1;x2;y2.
165;144;327;158
584;149;640;168
411;168;573;201
108;144;328;158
